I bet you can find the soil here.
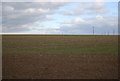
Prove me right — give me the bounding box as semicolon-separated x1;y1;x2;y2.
3;54;118;79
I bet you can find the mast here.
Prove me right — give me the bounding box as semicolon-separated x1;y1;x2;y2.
93;26;94;35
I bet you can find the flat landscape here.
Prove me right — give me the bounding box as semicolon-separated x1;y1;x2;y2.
2;35;118;79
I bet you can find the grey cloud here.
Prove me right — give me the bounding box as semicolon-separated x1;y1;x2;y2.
3;2;67;10
0;2;2;33
61;2;108;16
2;2;68;33
3;26;30;33
60;15;118;34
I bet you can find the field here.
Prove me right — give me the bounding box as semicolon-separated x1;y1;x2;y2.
2;35;118;79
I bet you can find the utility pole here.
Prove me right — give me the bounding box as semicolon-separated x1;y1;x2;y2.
107;31;109;35
103;31;105;35
93;26;94;35
61;31;63;35
113;29;115;35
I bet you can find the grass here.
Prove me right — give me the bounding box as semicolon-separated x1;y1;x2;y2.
2;35;118;55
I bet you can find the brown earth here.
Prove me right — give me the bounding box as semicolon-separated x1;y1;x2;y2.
2;35;119;79
3;54;118;79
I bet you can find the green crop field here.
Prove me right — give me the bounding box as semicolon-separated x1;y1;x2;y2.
3;35;118;55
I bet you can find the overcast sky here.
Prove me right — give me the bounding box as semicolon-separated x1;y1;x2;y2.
1;2;118;35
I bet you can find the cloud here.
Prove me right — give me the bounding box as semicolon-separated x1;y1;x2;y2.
61;2;108;16
62;18;85;24
2;2;67;33
95;15;104;20
2;2;117;34
60;15;118;34
0;2;2;33
24;28;61;34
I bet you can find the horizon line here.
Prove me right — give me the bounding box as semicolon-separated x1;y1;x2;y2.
0;34;119;36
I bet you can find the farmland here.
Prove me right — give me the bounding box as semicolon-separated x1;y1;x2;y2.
2;35;118;79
